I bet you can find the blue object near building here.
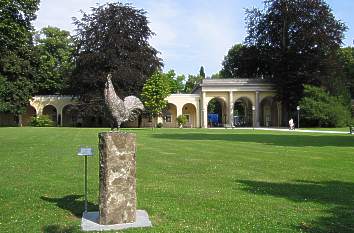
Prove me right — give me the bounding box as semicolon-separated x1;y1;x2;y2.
208;114;219;124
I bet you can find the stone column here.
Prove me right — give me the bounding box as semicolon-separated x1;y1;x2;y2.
60;109;63;127
176;106;183;119
98;132;136;225
229;91;234;126
196;100;200;128
202;92;208;128
255;91;260;127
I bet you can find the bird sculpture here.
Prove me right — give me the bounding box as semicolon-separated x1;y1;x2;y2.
104;74;144;130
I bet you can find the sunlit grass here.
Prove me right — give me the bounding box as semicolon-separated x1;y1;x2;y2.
0;127;353;232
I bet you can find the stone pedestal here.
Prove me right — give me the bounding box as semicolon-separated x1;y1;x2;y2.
98;132;136;225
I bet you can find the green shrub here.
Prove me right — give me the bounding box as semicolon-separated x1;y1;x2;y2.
299;85;351;127
177;115;187;127
156;122;163;128
30;115;54;127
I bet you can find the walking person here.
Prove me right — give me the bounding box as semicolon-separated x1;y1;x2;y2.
289;118;295;130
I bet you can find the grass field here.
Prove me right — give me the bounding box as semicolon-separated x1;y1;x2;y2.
301;127;351;132
0;127;353;233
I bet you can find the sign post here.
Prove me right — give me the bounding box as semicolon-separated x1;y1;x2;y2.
77;147;94;213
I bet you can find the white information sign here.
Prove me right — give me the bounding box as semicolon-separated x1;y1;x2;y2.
77;147;94;156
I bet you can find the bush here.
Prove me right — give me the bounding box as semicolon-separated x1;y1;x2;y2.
30;115;54;127
299;85;351;127
177;115;187;127
156;122;163;128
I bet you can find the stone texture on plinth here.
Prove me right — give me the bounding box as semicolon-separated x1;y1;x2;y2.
98;132;136;225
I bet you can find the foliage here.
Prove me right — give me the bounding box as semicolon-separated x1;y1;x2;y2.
207;98;218;113
299;85;351;127
71;2;162;116
1;127;354;232
29;115;54;127
210;72;222;79
141;71;171;118
221;44;263;78
34;26;75;94
242;0;347;112
199;66;205;78
0;0;40;117
338;47;354;98
184;74;203;93
163;70;185;94
176;114;187;127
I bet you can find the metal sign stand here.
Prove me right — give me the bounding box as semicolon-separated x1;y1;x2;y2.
78;147;94;213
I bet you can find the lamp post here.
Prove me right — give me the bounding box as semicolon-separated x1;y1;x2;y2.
296;106;300;129
252;105;256;130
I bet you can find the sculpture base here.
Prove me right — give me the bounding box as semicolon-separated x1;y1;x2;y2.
98;132;136;224
81;210;152;231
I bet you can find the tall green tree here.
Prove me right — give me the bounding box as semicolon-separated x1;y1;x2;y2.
221;44;264;79
338;47;354;98
199;66;205;78
141;71;171;125
244;0;347;113
0;0;40;124
163;70;185;94
34;26;75;94
184;75;201;93
71;2;162;116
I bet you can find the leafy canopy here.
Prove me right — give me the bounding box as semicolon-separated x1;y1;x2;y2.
299;85;351;127
34;26;75;94
338;47;354;98
225;0;347;113
221;44;264;79
70;2;162;116
0;0;40;116
141;71;172;117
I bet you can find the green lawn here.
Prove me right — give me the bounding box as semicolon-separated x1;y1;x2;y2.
301;127;351;132
0;128;353;233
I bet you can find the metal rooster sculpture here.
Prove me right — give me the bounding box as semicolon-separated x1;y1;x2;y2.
104;74;144;130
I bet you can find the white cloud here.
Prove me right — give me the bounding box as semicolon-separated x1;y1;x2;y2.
33;0;255;76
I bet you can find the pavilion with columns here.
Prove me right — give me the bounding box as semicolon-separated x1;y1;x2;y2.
0;79;284;128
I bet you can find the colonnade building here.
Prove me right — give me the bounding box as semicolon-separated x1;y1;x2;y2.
0;79;285;128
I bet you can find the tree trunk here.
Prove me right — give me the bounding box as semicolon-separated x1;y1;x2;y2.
17;114;23;127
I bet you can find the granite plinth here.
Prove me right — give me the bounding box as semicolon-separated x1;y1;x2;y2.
98;132;136;225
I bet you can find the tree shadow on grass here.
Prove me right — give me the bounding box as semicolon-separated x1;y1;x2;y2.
42;225;77;233
237;179;354;232
40;195;98;218
152;133;354;147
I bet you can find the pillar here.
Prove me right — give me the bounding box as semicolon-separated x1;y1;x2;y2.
177;105;183;119
37;107;43;116
255;91;260;127
228;91;234;126
98;132;136;225
196;100;200;128
202;92;208;128
60;109;63;127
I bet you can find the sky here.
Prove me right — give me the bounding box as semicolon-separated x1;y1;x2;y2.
34;0;354;77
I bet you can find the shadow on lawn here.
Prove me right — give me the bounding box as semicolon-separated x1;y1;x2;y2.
40;195;98;218
42;225;77;233
153;133;354;147
237;179;354;233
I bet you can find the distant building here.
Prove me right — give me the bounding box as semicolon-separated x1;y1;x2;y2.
0;79;303;128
